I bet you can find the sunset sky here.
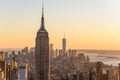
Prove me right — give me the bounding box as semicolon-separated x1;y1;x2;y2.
0;0;120;50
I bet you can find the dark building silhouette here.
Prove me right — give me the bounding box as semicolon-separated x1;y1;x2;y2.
97;62;102;80
72;74;77;80
35;5;49;80
79;73;83;80
0;52;6;80
118;63;120;80
102;70;109;80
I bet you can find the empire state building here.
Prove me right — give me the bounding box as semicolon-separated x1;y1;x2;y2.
35;6;49;80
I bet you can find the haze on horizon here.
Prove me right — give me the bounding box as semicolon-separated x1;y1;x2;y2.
0;0;120;50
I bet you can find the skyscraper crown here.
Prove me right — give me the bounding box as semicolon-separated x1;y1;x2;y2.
39;4;47;32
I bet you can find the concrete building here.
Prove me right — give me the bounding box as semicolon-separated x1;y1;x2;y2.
18;66;28;80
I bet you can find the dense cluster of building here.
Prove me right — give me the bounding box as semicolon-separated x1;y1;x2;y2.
0;47;34;80
49;48;119;80
0;46;120;80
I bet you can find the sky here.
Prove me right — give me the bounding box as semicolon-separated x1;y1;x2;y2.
0;0;120;50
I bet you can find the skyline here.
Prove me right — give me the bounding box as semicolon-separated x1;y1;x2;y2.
0;0;120;50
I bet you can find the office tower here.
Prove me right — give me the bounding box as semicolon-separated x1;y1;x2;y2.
49;44;54;58
89;68;96;80
118;63;120;80
72;74;77;80
11;58;18;80
97;62;102;80
22;47;29;54
79;73;83;80
0;52;6;80
12;58;17;70
55;49;58;57
68;49;72;57
12;68;18;80
102;70;109;80
28;65;34;80
0;61;6;80
106;70;109;80
68;49;77;58
62;35;66;53
89;68;92;80
35;5;49;80
0;52;3;61
59;49;63;56
6;64;11;80
18;66;28;80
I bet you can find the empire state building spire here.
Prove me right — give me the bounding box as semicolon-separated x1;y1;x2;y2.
39;4;46;32
35;4;49;80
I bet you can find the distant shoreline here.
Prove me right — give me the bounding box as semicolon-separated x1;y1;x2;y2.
0;48;22;52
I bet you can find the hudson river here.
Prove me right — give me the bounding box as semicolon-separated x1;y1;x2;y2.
84;53;120;66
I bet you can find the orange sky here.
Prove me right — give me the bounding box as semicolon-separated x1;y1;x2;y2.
0;0;120;50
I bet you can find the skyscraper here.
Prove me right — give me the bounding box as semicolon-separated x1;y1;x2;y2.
97;62;103;80
118;63;120;80
62;34;66;53
49;44;54;58
35;5;49;80
0;52;6;80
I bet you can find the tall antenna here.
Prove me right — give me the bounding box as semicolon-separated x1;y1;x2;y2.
64;33;65;38
42;3;44;17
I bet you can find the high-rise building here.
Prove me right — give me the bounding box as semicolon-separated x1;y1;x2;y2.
97;62;102;80
11;58;18;80
55;49;58;57
119;63;120;80
35;5;49;80
102;70;109;80
18;66;28;80
79;73;83;80
0;52;6;80
89;68;96;80
49;44;54;58
62;35;66;53
6;64;11;80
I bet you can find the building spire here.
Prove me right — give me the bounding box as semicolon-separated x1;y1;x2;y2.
42;3;44;17
64;33;65;39
39;3;46;32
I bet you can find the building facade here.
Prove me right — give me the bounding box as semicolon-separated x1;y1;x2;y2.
97;62;103;80
62;36;66;53
35;6;49;80
18;66;27;80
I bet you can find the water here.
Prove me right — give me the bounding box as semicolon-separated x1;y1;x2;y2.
0;48;21;52
84;53;120;66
